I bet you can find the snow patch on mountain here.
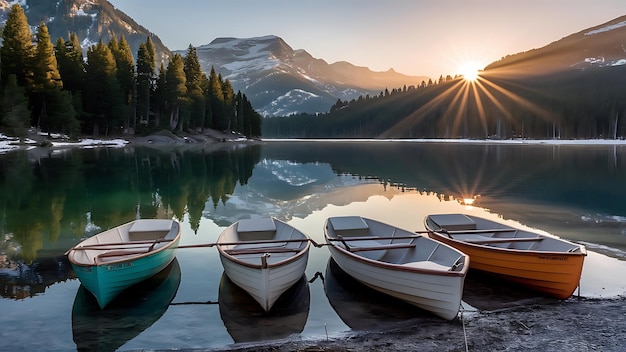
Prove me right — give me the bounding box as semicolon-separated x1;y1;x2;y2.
0;0;27;10
186;35;425;117
585;21;626;35
261;89;321;117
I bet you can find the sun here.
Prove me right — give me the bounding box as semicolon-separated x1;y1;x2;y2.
459;63;482;81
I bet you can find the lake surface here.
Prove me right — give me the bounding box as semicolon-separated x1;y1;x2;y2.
1;140;626;351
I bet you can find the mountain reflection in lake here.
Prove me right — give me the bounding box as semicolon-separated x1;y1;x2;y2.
0;141;625;350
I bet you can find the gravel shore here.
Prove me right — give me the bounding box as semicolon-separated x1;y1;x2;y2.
218;296;626;352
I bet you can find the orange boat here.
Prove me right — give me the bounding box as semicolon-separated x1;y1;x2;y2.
424;213;586;299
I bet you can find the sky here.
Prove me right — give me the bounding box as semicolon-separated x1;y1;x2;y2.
107;0;626;78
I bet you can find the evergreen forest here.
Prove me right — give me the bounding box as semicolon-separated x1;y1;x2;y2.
263;63;626;140
0;4;262;140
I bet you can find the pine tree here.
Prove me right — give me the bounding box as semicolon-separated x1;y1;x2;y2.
32;22;72;134
153;63;167;128
207;66;225;130
32;23;62;92
183;44;205;129
1;4;34;87
145;37;156;69
238;93;261;138
84;41;121;136
110;35;135;129
55;33;85;94
164;54;187;130
1;75;30;138
136;37;156;129
222;79;235;131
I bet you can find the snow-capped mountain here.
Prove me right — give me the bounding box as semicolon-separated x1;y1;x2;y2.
486;15;626;75
177;35;428;117
0;0;170;63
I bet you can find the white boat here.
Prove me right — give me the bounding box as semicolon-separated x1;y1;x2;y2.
66;219;181;309
216;217;311;312
324;216;469;320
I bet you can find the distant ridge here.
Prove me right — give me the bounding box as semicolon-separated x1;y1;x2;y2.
486;14;626;76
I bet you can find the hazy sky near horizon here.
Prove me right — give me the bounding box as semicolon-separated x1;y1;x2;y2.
108;0;626;78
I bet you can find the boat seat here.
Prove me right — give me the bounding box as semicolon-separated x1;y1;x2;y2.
128;219;173;241
237;217;277;241
452;234;493;242
329;216;370;237
403;261;450;271
428;214;476;231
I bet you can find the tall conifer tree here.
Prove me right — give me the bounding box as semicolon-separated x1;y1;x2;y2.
207;66;225;130
222;79;235;131
164;54;187;130
1;4;34;87
110;35;135;129
85;41;120;135
32;22;69;134
183;44;205;129
136;37;156;128
1;75;30;137
153;63;167;128
55;33;85;93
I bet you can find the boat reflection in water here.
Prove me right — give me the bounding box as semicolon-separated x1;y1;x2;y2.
323;258;433;330
218;273;310;343
71;258;181;352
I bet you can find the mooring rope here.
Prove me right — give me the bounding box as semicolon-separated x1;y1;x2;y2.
460;307;469;352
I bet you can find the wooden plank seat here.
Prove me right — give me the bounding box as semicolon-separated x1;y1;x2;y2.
128;219;174;241
224;247;304;255
236;217;277;241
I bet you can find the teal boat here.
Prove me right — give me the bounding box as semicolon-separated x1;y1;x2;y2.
66;219;181;309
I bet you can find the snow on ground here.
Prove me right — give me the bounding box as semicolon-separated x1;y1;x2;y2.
585;20;626;35
0;132;127;154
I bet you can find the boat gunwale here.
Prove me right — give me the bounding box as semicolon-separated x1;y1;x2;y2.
423;214;587;257
217;239;311;269
216;218;311;269
325;240;468;277
68;220;182;267
324;217;469;278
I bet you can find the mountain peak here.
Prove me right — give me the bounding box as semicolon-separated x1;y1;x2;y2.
182;36;427;116
200;35;294;61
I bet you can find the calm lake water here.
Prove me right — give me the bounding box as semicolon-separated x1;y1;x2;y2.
1;140;626;351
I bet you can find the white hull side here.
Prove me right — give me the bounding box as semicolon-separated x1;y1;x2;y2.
328;246;463;320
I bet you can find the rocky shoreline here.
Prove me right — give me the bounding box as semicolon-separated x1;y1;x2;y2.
0;128;249;153
214;296;626;352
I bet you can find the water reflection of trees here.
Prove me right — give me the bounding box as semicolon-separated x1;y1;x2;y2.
0;144;261;263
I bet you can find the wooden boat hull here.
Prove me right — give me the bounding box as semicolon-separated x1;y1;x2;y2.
217;217;311;312
425;214;586;299
68;219;181;308
324;216;468;320
218;249;309;312
323;258;427;330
